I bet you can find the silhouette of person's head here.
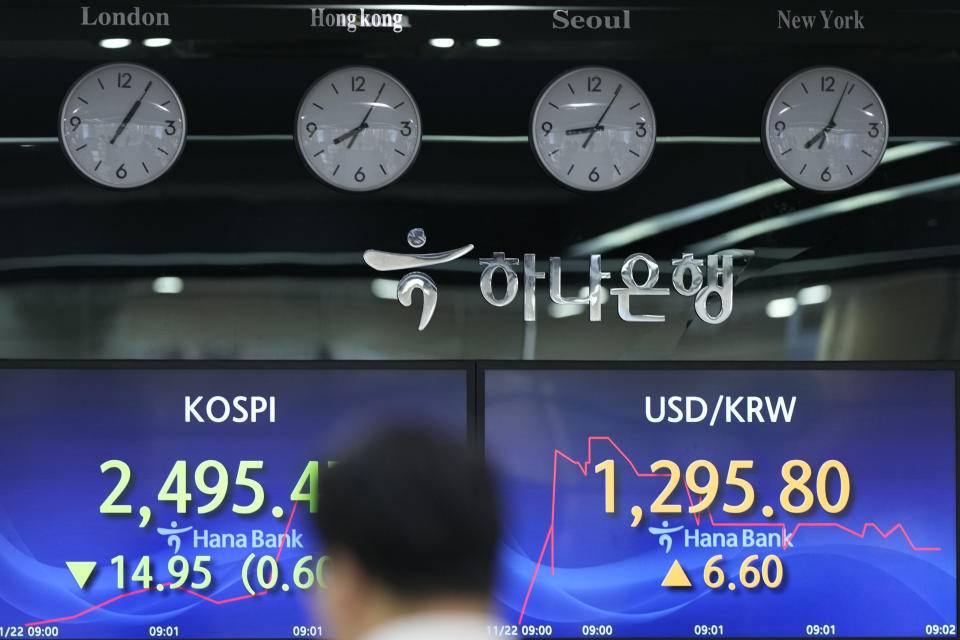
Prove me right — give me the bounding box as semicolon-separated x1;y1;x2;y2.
314;426;499;640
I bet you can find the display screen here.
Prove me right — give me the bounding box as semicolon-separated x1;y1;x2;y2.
0;366;468;639
485;368;958;638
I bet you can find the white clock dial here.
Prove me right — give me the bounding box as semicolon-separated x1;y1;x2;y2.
59;63;186;189
531;66;656;192
763;66;888;192
296;66;422;192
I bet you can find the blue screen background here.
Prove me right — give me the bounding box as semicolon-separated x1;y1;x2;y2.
485;369;957;638
0;367;467;639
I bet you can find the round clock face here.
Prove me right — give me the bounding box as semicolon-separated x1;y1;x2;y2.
295;66;422;192
59;63;186;189
763;66;888;192
530;66;656;192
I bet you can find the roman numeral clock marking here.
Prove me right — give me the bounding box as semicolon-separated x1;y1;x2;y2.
531;67;657;192
60;63;186;188
295;66;422;192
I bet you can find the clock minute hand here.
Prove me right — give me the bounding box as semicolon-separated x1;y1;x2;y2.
346;82;387;150
803;81;849;150
825;81;850;127
817;81;849;149
109;80;152;145
582;83;622;149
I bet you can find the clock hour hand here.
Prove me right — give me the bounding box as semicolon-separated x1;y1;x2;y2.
333;122;368;145
565;125;605;136
583;83;622;149
109;80;152;145
803;129;825;149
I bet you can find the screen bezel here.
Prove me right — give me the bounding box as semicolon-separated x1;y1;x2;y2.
477;360;960;640
0;359;479;640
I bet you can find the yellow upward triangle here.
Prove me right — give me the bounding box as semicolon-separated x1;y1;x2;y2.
66;561;97;589
661;559;692;587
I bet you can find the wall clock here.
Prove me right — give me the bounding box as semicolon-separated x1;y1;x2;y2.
59;63;186;188
295;66;422;192
530;66;656;192
763;66;888;192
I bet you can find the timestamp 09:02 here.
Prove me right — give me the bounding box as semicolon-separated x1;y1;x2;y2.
925;624;957;636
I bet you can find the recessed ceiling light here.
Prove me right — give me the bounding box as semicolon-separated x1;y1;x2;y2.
765;297;798;319
143;37;172;48
371;278;400;300
152;276;183;294
429;38;455;48
797;284;832;305
476;38;501;47
99;38;132;49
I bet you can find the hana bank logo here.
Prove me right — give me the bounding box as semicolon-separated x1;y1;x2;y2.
363;228;473;331
363;228;734;331
649;520;684;553
158;521;194;554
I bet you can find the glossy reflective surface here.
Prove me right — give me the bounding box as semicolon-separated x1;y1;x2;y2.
0;2;958;360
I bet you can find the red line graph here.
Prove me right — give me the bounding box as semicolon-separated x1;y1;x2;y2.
25;501;300;627
518;436;942;625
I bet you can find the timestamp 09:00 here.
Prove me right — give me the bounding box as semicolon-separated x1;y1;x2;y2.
0;627;59;639
486;624;611;637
